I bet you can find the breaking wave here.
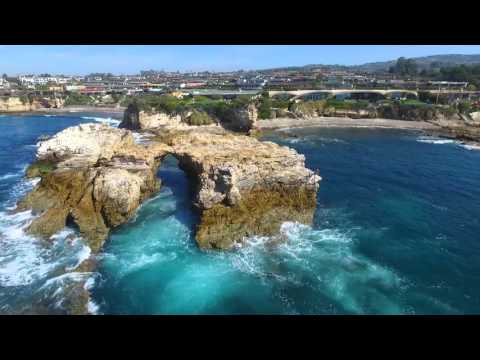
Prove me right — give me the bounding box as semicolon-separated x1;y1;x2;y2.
226;221;406;314
0;169;95;313
81;116;121;127
417;136;458;145
417;135;480;151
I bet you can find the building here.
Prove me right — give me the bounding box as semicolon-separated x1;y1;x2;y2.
428;81;469;90
0;78;10;89
79;86;107;95
65;85;86;92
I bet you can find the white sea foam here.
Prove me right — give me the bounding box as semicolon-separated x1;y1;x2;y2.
0;203;95;315
461;144;480;151
417;136;480;152
0;211;55;287
0;173;20;181
132;131;155;144
229;220;405;314
81;116;121;127
417;135;459;145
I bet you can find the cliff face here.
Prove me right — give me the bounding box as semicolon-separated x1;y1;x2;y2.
0;96;64;112
17;123;170;251
120;102;258;133
170;132;320;249
0;97;41;112
220;103;258;133
120;103;182;130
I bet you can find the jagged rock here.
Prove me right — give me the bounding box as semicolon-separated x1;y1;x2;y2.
120;103;182;130
220;103;258;132
18;123;170;252
170;132;321;249
19;122;321;252
121;102;258;133
37;123;135;166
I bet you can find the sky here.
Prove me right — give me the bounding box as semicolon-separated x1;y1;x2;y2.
1;45;480;75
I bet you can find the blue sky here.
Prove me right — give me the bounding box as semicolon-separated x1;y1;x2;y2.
1;45;480;75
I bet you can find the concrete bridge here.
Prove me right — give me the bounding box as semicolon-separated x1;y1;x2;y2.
268;89;419;101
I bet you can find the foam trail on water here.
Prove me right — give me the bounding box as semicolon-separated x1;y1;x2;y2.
229;221;406;314
0;173;20;181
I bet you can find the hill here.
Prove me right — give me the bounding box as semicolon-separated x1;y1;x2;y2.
351;54;480;72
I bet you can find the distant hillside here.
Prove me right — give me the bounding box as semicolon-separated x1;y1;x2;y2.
351;54;480;72
258;54;480;74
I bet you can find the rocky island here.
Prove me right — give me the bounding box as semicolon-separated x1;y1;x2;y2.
13;105;321;313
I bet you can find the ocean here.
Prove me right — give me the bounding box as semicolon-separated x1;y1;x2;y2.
1;114;480;314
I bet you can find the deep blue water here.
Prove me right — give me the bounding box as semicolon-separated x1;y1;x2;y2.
1;114;480;314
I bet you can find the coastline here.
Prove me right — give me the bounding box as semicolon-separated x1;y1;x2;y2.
257;117;441;131
0;105;125;117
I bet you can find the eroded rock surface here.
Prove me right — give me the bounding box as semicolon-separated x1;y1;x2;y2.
18;123;170;252
19;123;321;251
120;104;183;130
169;132;321;249
17;121;321;312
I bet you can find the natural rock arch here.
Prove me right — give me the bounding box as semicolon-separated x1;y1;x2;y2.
18;123;321;252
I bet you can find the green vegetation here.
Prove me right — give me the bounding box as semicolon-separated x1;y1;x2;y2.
418;64;480;88
325;99;371;110
123;94;257;124
457;101;473;114
290;100;327;116
389;57;418;76
25;160;56;178
270;98;290;109
183;110;215;126
64;93;94;106
377;101;457;121
399;99;427;106
258;92;272;119
19;95;30;105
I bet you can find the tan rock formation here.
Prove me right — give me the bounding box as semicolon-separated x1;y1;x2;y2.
120;104;182;130
19;122;320;251
18;123;170;252
170;132;320;248
0;97;42;112
17;122;321;313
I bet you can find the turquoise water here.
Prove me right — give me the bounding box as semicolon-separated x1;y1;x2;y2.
1;114;480;314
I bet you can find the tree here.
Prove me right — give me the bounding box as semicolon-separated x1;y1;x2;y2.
258;93;272;119
390;57;418;76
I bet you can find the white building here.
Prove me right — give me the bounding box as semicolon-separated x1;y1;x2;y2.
0;78;10;89
19;75;72;86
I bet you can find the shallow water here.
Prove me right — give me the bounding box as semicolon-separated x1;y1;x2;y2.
1;115;480;314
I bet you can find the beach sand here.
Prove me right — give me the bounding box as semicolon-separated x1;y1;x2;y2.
257;117;440;131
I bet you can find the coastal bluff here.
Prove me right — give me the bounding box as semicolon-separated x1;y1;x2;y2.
120;101;259;133
0;96;64;112
17;122;320;251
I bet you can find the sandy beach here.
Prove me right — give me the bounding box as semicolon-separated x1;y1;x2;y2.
257;117;440;131
35;105;126;115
